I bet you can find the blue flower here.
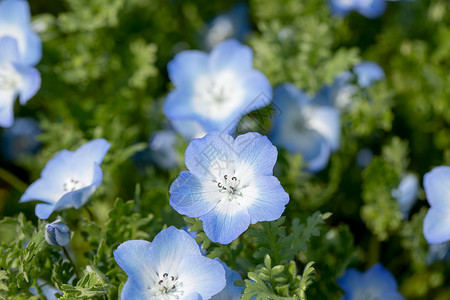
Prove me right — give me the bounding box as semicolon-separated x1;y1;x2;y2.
212;258;244;300
45;220;71;247
29;279;60;300
426;242;450;265
1;117;41;162
330;0;387;19
0;0;42;66
203;3;251;49
354;61;385;88
148;129;180;169
19;139;110;219
270;83;340;172
423;166;450;244
0;36;41;128
164;39;272;139
338;263;405;300
169;132;289;244
113;226;226;299
391;173;419;219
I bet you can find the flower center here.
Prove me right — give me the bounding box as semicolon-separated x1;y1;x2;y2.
0;68;17;90
154;273;183;299
62;178;83;193
215;174;247;201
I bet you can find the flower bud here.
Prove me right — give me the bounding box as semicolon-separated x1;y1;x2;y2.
45;221;71;246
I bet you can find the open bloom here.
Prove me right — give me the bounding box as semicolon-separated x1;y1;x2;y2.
338;263;405;300
212;258;244;300
20;139;110;219
149;129;180;169
0;37;40;127
114;226;226;300
270;83;340;172
164;39;272;139
329;0;387;18
169;132;289;244
423;166;450;244
0;0;42;66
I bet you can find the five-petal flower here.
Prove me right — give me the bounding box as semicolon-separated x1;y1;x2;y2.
423;166;450;244
0;36;40;127
270;83;340;172
169;132;289;244
164;39;272;140
114;226;226;300
19;138;110;219
338;263;405;300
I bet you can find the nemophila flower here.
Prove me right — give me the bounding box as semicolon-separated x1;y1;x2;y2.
45;220;71;247
203;3;251;49
1;117;41;162
29;279;60;300
164;39;272;138
270;83;340;172
113;226;226;299
149;130;180;169
330;0;387;19
314;71;355;110
356;148;373;168
354;61;385;88
423;166;450;244
426;242;450;265
391;173;419;219
0;0;42;66
19;139;110;219
169;132;289;244
0;36;40;127
212;258;244;300
338;263;405;300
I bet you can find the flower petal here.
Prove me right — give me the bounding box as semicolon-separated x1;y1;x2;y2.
69;139;110;180
178;254;226;299
354;61;385;88
423;166;450;210
355;0;386;18
13;63;41;105
364;263;399;291
120;280;151;300
0;0;30;26
171;119;206;140
163;88;196;120
209;39;252;74
0;88;17;128
306;106;340;151
200;201;251;244
169;171;218;217
0;37;20;63
423;208;450;244
35;203;55;220
337;268;362;293
20;178;62;204
306;139;331;173
40;150;73;182
167;50;208;88
246;176;289;224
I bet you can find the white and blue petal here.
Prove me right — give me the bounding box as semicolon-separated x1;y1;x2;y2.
306;106;340;151
120;280;152;300
423;208;450;244
167;50;209;88
0;88;17;128
69;138;110;180
423;166;450;210
212;258;244;300
355;0;386;18
20;178;62;204
354;61;385;88
208;39;253;74
171;119;206;141
13;63;41;105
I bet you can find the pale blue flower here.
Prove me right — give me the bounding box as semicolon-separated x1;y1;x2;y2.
114;226;226;300
354;61;385;88
0;0;42;66
149;130;180;169
423;166;450;244
19;139;110;219
203;3;251;49
45;220;71;247
330;0;387;18
391;173;419;219
0;36;40;127
338;263;405;300
169;132;289;244
356;148;373;168
426;242;450;265
270;83;340;172
29;279;60;300
1;117;41;162
212;258;244;300
164;39;272;138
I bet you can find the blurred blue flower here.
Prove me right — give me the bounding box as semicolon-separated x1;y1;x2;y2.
354;61;385;88
212;258;244;300
426;242;450;265
0;36;41;128
0;0;42;66
330;0;387;19
45;220;71;247
391;173;419;219
203;3;251;50
19;139;110;219
314;71;356;110
338;263;405;300
164;39;272;139
270;83;340;172
169;132;289;244
29;279;60;300
356;148;373;168
1;117;41;162
148;129;180;169
113;226;226;299
423;166;450;244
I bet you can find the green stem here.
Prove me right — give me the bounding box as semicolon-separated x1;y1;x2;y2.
367;235;380;267
62;246;80;279
0;167;27;192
